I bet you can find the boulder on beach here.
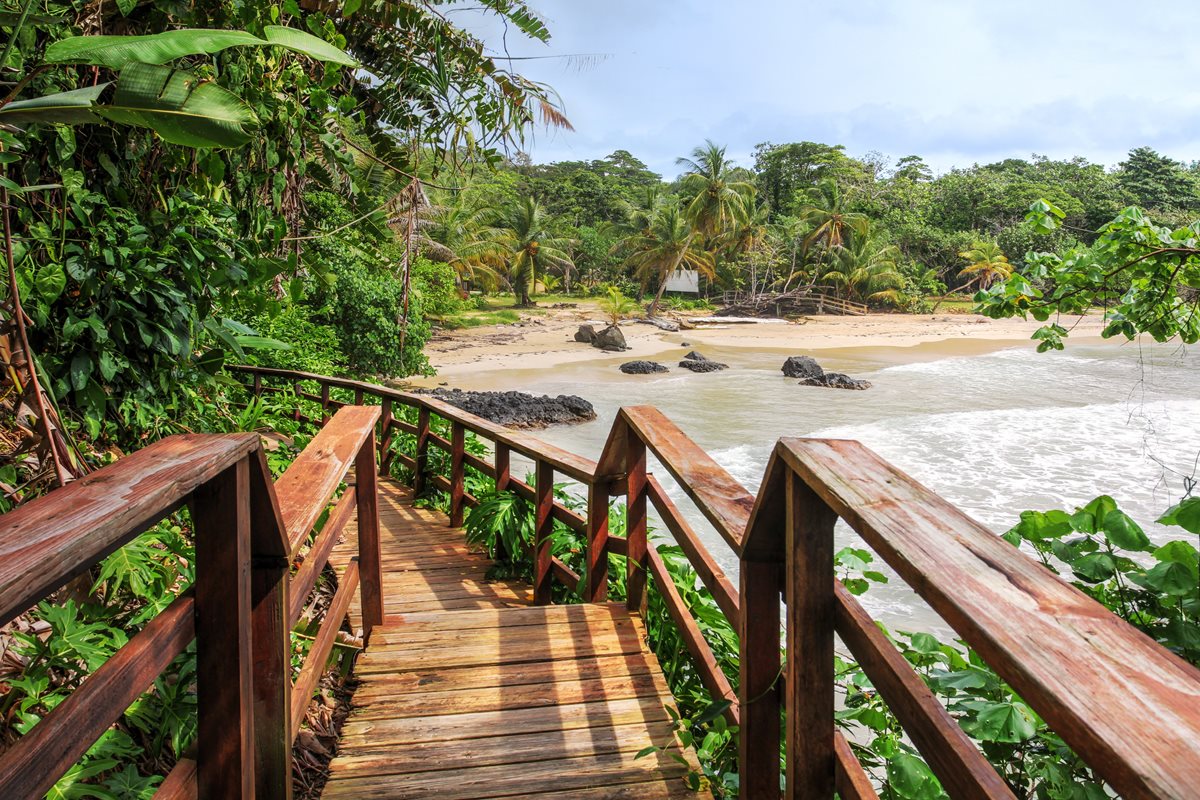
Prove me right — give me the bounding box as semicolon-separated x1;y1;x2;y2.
679;351;728;372
574;324;597;343
783;355;871;390
620;360;669;374
781;355;824;381
413;388;596;428
592;324;628;351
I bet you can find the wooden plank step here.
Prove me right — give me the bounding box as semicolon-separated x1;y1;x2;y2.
339;696;674;747
357;626;644;672
333;720;675;771
367;612;639;647
384;597;530;615
321;748;694;800
384;602;625;630
350;652;662;697
350;671;668;719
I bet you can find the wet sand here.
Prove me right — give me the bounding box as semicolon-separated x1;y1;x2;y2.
415;307;1109;386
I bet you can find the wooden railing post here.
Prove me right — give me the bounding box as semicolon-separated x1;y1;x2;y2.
739;557;782;800
449;421;466;528
494;443;511;492
319;383;330;426
785;471;837;799
191;458;255;799
355;437;384;639
292;381;303;422
586;481;610;603
413;407;430;496
493;444;511;561
625;431;648;614
248;453;292;800
534;459;554;605
252;372;262;398
379;398;393;476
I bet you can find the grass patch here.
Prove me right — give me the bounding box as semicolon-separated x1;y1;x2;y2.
440;310;522;329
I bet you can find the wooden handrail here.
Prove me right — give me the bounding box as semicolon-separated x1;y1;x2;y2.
0;404;385;800
764;437;1200;799
231;364;1200;799
0;433;259;627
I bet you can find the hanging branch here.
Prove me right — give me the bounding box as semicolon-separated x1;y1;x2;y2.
1;158;79;488
396;176;425;364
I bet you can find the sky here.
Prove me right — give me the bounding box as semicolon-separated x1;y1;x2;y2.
462;0;1200;179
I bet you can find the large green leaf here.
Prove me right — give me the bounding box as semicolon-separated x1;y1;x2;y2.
0;84;106;125
96;63;258;149
262;26;357;66
44;26;355;69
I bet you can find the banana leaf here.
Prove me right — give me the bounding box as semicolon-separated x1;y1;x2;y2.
95;63;258;148
44;25;355;69
0;84;106;125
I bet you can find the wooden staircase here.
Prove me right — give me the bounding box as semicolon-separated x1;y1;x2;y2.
322;480;701;798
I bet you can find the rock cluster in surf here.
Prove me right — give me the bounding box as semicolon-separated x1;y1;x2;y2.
781;355;871;390
679;351;728;372
414;388;596;428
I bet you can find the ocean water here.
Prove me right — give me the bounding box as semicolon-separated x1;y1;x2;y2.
455;338;1200;635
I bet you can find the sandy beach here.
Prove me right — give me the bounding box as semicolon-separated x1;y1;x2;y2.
417;305;1110;383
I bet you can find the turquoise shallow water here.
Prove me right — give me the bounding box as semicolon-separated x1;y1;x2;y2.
443;338;1200;634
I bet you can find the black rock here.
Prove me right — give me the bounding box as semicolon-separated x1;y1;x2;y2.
781;355;824;380
620;360;669;374
413;389;596;428
679;358;728;373
819;372;872;390
574;324;597;343
683;350;710;362
592;324;628;350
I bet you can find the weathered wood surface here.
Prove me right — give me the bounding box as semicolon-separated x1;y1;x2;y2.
777;437;1200;800
0;433;258;626
603;406;752;551
274;405;379;555
322;479;701;799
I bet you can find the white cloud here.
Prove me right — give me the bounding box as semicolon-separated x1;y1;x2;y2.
468;0;1200;174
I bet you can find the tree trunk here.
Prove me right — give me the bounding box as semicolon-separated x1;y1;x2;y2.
648;233;695;317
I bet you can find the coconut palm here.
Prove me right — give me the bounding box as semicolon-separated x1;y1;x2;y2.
957;241;1013;291
418;194;499;289
616;205;716;315
826;234;906;306
676;140;756;239
799;179;869;251
475;197;575;306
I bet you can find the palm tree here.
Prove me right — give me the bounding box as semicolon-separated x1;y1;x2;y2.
827;234;906;306
476;197;575;306
676;140;756;239
799;179;869;251
616;205;716;315
957;241;1013;291
419;194;498;290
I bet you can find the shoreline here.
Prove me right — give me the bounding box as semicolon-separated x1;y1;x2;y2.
412;309;1113;387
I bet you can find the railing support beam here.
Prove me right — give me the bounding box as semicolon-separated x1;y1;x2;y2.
356;437;384;640
449;422;466;528
625;431;648;615
738;559;781;800
413;407;430;497
534;459;554;605
785;471;837;799
585;481;610;603
192;459;255;800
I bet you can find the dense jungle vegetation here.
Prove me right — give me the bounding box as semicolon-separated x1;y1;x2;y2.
2;0;1199;797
